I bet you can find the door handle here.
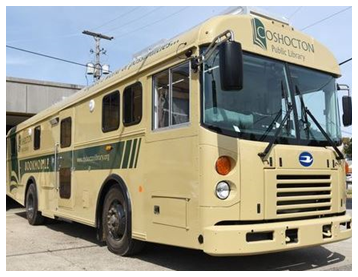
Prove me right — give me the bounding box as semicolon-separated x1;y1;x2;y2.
54;143;59;190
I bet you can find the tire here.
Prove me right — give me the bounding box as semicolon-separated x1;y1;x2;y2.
26;183;45;225
102;185;145;256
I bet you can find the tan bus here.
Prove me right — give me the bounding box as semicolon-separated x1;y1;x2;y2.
6;9;352;256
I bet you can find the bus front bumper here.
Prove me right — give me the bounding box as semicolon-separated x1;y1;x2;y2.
203;214;352;256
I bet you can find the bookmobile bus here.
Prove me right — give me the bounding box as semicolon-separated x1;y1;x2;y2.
6;8;352;256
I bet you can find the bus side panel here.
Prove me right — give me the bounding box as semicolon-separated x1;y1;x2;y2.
143;135;201;249
7;130;24;205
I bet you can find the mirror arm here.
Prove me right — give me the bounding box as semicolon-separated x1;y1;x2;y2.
195;30;235;66
337;83;351;97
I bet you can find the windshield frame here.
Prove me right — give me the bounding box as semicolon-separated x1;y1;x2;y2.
200;50;342;147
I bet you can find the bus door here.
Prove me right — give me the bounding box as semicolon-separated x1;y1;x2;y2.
7;130;19;198
56;109;75;210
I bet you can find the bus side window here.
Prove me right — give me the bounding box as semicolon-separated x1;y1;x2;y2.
153;61;190;130
102;91;120;132
34;126;41;150
61;117;72;148
123;82;142;126
10;136;16;156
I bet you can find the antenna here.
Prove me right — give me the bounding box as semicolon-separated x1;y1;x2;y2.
82;30;114;82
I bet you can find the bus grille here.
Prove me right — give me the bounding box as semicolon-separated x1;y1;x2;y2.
276;175;332;216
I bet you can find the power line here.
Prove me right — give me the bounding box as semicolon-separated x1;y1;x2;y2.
288;6;302;20
91;6;141;31
339;58;352;66
301;7;351;31
107;7;163;33
6;45;87;68
115;7;189;39
7;32;81;44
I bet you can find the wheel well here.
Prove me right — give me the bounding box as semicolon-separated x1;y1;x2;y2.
24;176;36;206
95;174;131;242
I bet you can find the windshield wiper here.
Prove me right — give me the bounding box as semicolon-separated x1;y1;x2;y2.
295;85;311;140
295;85;344;160
260;81;290;142
304;108;344;160
258;104;293;158
259;109;282;141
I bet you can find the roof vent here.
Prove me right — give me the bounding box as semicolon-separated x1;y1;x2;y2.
132;39;168;60
220;6;290;25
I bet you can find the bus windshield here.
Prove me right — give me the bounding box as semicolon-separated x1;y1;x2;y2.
202;51;342;146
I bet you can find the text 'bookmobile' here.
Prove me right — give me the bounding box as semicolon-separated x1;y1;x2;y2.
6;7;352;256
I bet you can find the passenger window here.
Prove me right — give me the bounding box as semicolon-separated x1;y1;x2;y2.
102;91;120;132
34;126;41;150
123;82;142;126
61;117;72;148
153;61;190;130
10;137;16;156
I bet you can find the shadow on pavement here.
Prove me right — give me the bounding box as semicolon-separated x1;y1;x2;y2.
6;196;23;211
13;211;103;246
7;194;350;271
136;243;346;271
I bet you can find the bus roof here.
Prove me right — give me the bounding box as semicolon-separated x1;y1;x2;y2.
13;13;340;134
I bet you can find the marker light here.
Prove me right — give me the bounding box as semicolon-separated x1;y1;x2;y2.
216;156;231;175
216;181;230;200
345;161;351;174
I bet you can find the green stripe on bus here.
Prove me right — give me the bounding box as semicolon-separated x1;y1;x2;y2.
134;138;142;168
19;154;54;176
122;140;132;169
17;138;140;177
10;175;18;184
117;141;125;169
129;139;138;169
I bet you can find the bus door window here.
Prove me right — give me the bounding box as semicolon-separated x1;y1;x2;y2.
59;117;72;199
171;63;190;125
153;70;170;129
153;61;190;130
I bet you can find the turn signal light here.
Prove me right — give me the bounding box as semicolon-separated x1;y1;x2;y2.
216;156;231;175
345;161;349;175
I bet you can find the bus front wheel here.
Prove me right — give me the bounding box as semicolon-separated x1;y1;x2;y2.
26;183;45;225
102;185;144;256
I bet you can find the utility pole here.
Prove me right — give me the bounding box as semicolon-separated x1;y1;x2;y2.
82;30;114;82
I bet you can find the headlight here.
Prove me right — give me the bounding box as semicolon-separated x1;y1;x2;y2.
216;181;230;200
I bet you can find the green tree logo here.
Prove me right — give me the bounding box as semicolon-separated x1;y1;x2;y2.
252;18;267;50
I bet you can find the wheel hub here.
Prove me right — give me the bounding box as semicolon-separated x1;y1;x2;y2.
27;194;34;219
107;202;126;240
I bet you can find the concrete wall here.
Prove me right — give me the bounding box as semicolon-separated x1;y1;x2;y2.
6;77;83;114
6;77;84;131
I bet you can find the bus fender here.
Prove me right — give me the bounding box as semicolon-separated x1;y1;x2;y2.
95;174;132;242
24;176;37;206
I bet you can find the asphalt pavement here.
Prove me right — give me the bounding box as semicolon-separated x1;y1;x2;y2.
6;196;352;271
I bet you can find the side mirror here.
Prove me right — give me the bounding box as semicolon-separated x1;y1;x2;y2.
219;41;243;91
342;96;352;127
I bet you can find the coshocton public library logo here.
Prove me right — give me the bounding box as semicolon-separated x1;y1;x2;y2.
252;17;267;50
251;17;315;62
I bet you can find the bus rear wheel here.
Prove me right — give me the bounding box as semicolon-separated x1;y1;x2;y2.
26;183;45;225
102;185;145;256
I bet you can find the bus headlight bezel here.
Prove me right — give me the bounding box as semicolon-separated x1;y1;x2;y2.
216;181;230;200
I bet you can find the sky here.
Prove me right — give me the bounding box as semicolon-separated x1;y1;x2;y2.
6;6;352;137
